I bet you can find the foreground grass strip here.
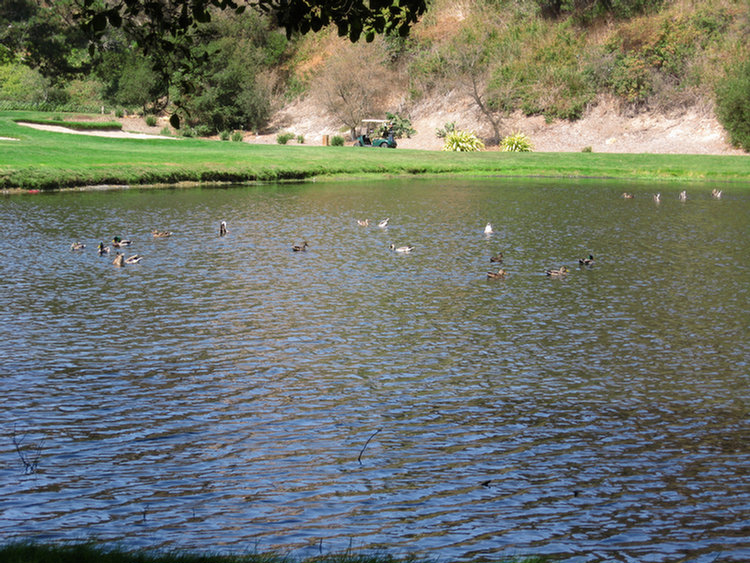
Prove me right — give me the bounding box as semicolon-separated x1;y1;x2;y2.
1;111;749;190
0;542;549;563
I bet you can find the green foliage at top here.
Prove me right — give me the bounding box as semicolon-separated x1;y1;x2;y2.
715;56;750;151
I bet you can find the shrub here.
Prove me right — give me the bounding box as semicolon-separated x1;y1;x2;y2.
435;122;457;139
114;107;124;118
276;132;295;144
231;131;244;142
501;132;534;152
219;130;231;141
296;134;305;144
160;127;172;136
442;130;485;152
145;115;157;127
581;145;593;152
330;135;345;146
381;112;416;138
715;57;750;152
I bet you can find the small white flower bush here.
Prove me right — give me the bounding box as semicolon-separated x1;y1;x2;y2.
501;132;533;152
441;130;485;152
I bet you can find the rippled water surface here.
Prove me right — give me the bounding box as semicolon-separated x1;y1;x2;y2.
1;179;748;562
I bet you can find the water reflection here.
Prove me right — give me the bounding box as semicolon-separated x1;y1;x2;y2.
1;179;748;563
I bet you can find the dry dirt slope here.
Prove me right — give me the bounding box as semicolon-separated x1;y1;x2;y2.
254;92;746;155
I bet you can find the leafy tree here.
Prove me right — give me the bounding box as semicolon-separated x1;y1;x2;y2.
1;0;91;80
174;12;284;133
715;57;750;152
445;24;503;144
76;0;427;45
312;42;391;139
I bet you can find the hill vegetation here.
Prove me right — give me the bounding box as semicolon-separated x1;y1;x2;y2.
1;0;748;151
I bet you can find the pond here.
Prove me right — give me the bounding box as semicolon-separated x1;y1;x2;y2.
0;178;748;563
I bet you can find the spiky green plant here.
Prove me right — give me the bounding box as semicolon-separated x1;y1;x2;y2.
501;132;533;152
441;130;485;152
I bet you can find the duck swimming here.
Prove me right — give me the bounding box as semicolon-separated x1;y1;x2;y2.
357;219;369;227
292;241;309;252
219;221;227;236
487;269;507;279
579;254;594;266
653;193;661;203
378;218;390;228
622;192;634;199
390;244;414;253
546;265;569;277
679;190;687;201
484;223;494;235
112;236;132;247
70;242;85;251
97;242;110;255
712;189;722;199
113;252;142;266
490;252;504;263
152;230;172;238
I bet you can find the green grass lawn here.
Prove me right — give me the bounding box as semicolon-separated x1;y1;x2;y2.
1;111;749;190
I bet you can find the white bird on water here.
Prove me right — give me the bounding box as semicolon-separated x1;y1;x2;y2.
390;244;413;253
484;223;494;235
378;218;390;228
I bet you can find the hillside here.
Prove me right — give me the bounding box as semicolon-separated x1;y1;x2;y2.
251;0;749;154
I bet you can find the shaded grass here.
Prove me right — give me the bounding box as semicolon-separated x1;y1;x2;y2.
0;542;548;563
14;118;123;131
1;111;749;190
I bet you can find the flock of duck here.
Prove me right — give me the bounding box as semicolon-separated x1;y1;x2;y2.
68;188;721;274
69;232;169;266
621;188;722;202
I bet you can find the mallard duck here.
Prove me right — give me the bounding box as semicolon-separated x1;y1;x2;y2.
97;242;110;255
152;230;172;238
124;254;142;264
378;218;390;228
292;241;309;252
712;189;722;199
490;252;504;263
112;236;132;247
579;254;594;266
546;265;569;277
487;269;507;279
622;192;634;199
679;190;687;201
113;253;124;267
219;221;227;236
653;193;661;203
357;219;369;227
484;222;494;234
70;242;86;251
390;243;413;253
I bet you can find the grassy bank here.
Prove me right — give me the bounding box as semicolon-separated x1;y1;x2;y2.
0;542;547;563
1;111;749;190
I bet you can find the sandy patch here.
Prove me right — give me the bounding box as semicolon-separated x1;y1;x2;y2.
18;121;174;140
0;136;19;141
